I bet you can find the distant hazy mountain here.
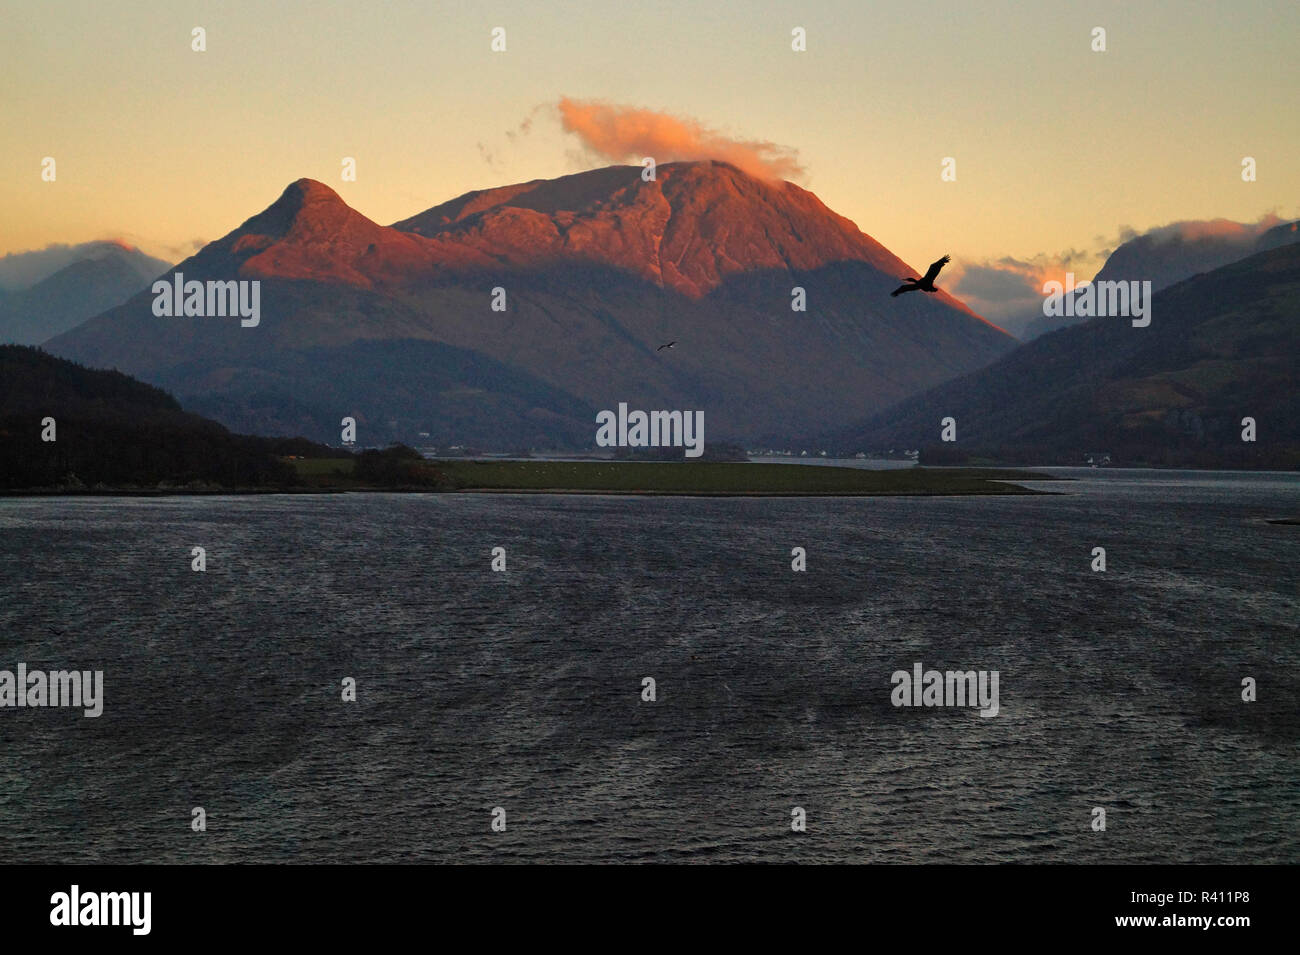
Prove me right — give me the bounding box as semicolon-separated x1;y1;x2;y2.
0;345;312;488
1020;218;1300;341
0;240;148;289
0;242;171;345
826;241;1300;469
46;163;1012;448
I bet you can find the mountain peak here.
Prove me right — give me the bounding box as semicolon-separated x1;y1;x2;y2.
391;161;927;298
88;238;141;256
244;178;355;238
282;177;346;204
193;179;457;288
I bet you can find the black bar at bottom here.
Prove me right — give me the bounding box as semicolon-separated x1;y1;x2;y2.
0;864;1281;942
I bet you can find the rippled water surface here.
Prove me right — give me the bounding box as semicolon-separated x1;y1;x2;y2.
1;469;1297;862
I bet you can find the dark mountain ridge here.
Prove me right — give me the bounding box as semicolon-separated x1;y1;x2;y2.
0;345;326;489
826;242;1300;469
1020;218;1300;341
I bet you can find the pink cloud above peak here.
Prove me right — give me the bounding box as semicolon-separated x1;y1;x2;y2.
557;97;805;182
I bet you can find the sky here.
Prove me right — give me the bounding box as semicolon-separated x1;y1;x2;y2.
2;0;1297;302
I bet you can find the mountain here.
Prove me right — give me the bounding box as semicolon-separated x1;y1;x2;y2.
0;242;171;345
1020;219;1300;341
0;239;164;289
390;161;969;300
0;345;323;489
45;163;1014;448
827;242;1300;469
176;338;598;450
1256;219;1300;251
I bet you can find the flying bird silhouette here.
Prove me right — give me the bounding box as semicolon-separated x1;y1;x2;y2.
891;254;951;297
657;341;676;351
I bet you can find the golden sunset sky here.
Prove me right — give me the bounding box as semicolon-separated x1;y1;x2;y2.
2;0;1296;290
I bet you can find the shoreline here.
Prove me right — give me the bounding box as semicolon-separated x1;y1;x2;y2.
3;462;1064;499
0;484;1058;499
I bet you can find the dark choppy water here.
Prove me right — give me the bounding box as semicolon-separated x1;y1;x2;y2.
1;469;1297;863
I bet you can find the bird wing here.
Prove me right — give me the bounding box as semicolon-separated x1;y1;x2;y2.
922;254;951;285
891;283;916;297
